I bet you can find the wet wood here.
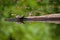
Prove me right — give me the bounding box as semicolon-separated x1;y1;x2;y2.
5;14;60;24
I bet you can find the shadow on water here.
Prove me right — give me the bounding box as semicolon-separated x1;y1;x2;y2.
54;24;60;40
55;24;60;36
49;23;60;40
50;24;60;40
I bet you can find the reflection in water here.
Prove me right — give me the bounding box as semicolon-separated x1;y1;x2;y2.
55;24;60;36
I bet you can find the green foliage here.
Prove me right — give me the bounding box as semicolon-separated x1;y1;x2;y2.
0;0;60;40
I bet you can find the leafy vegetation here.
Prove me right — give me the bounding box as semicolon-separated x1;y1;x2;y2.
0;0;60;40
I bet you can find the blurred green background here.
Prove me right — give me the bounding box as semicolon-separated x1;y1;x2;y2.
0;0;60;40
